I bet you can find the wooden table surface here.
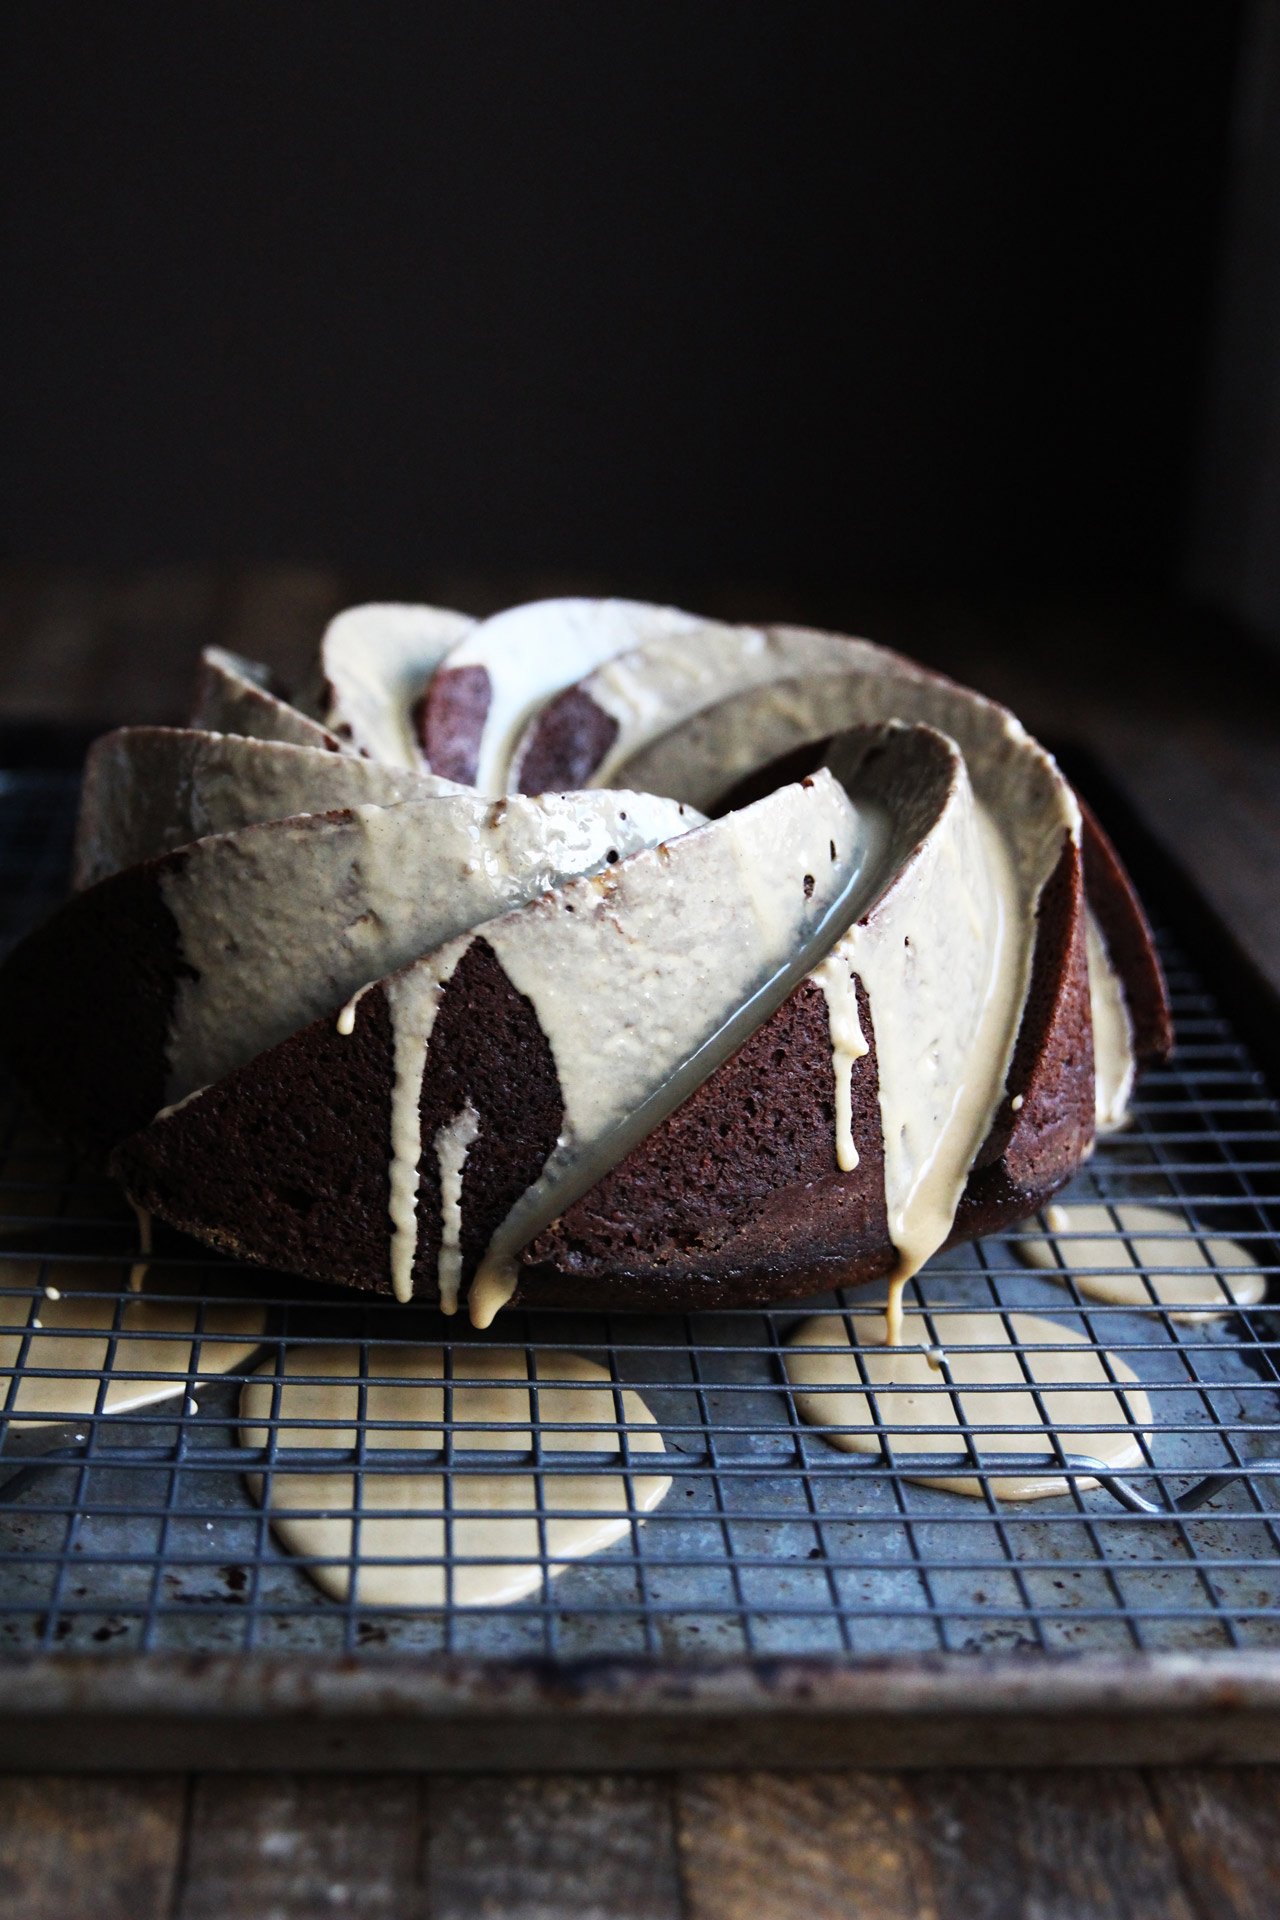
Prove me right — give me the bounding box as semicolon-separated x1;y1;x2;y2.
3;1767;1280;1919
0;565;1278;1920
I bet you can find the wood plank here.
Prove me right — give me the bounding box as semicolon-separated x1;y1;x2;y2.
897;1770;1046;1920
427;1774;683;1920
997;1766;1197;1920
0;1774;186;1920
675;1772;926;1920
1148;1767;1280;1920
12;1766;1276;1920
675;1769;1212;1920
175;1774;425;1920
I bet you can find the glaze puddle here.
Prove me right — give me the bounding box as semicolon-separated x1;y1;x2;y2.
238;1343;670;1607
1015;1202;1266;1320
785;1307;1151;1500
0;1258;266;1426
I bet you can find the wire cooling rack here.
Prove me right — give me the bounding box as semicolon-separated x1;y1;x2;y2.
0;769;1277;1667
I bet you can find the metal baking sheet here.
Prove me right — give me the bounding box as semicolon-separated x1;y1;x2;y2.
0;766;1277;1766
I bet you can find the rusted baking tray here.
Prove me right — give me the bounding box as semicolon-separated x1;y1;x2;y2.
0;764;1277;1768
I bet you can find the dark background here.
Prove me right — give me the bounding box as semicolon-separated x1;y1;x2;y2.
1;3;1250;604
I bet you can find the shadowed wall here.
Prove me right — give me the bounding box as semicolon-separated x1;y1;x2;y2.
2;3;1241;596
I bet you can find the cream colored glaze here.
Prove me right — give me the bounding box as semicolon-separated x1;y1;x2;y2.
811;944;868;1172
158;787;698;1107
372;771;840;1313
460;771;868;1325
811;771;1026;1344
368;769;868;1320
533;623;855;788
509;618;801;788
433;1104;481;1314
609;630;1076;848
1086;911;1136;1132
785;1307;1151;1499
191;648;340;753
72;727;461;890
612;669;1085;1343
315;603;475;769
1015;1202;1266;1320
611;658;1078;957
424;728;980;1329
238;1343;669;1608
0;1260;266;1426
434;597;731;793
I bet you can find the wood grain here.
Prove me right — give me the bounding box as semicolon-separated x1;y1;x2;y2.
911;1769;1201;1920
427;1774;684;1920
1148;1767;1280;1920
0;1774;185;1920
1;1767;1278;1919
175;1773;426;1919
935;1770;1195;1920
676;1772;925;1920
676;1769;1229;1920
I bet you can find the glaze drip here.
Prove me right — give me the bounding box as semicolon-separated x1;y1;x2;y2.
1086;911;1136;1132
812;951;868;1172
433;1102;481;1315
384;968;449;1305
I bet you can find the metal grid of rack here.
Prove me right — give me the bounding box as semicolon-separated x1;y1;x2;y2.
0;769;1277;1663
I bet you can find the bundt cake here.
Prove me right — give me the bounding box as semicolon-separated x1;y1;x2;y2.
0;597;1172;1333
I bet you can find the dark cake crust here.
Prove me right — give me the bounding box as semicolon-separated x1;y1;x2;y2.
114;985;400;1282
412;940;564;1295
521;976;894;1306
719;736;1098;1187
109;858;1093;1312
0;855;184;1151
521;819;1095;1303
0;806;373;1154
515;688;620;795
111;940;565;1295
417;666;492;784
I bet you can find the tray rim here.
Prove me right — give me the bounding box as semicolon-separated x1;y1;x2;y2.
3;1648;1280;1769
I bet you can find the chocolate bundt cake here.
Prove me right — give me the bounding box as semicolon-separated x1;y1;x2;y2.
0;597;1171;1331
